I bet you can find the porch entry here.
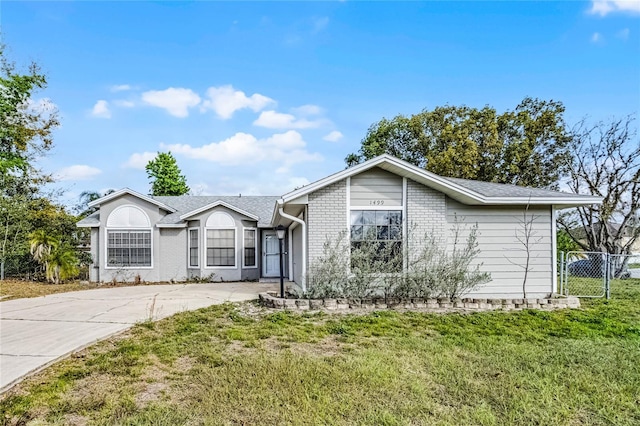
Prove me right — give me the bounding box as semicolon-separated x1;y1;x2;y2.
262;230;281;277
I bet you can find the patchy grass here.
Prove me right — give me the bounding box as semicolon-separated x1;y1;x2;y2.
1;280;639;425
0;279;186;301
0;280;99;301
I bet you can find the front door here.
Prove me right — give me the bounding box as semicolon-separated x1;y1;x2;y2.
262;231;281;277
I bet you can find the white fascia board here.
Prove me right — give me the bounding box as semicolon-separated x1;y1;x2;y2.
87;188;177;213
269;200;284;228
76;222;100;228
179;200;260;221
280;154;603;208
156;223;188;228
465;196;604;206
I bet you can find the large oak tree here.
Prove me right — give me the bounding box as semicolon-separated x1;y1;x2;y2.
346;97;572;188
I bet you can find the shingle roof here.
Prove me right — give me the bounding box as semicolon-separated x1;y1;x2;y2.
77;212;100;227
153;195;279;227
440;177;588;199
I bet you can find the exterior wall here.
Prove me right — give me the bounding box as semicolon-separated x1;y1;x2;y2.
446;199;553;298
92;196;262;283
406;179;447;244
291;223;303;284
307;180;347;268
158;228;187;281
98;194;164;283
90;228;100;282
187;206;258;282
350;167;402;206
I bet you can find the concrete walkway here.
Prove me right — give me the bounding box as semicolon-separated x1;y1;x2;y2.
0;282;276;393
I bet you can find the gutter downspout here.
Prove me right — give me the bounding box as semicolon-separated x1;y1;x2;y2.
278;205;306;293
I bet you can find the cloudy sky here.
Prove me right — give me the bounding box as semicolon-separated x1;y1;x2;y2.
3;1;639;204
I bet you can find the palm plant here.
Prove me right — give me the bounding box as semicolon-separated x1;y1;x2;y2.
29;229;58;281
48;243;79;284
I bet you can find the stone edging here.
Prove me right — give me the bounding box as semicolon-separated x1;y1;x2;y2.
258;293;580;312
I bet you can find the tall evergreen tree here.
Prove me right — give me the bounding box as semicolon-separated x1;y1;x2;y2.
145;151;190;196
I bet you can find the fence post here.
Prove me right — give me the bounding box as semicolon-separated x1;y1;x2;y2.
605;253;611;300
559;251;564;295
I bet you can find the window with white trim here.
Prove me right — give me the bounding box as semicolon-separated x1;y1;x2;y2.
107;230;152;267
188;229;199;267
350;210;403;271
206;229;235;267
243;229;256;267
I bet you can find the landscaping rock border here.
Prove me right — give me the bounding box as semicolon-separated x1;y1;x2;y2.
258;293;580;312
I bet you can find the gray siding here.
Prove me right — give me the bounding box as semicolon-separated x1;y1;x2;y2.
350;167;403;207
307;180;347;268
446;199;553;298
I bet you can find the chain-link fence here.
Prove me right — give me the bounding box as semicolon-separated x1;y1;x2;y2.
559;251;636;299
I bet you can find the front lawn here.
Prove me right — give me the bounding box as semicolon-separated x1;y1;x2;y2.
2;280;639;425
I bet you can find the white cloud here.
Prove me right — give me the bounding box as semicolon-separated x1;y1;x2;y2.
123;152;157;169
141;87;201;117
253;110;326;129
292;104;323;116
617;28;631;39
201;85;274;119
91;100;111;118
323;131;344;142
589;0;640;16
191;175;311;196
110;84;132;92
55;165;102;181
591;32;603;43
312;16;329;33
163;130;322;169
113;99;135;108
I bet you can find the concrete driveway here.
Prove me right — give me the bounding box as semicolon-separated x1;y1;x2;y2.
0;282;276;393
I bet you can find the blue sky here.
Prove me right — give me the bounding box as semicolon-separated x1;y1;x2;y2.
2;0;639;204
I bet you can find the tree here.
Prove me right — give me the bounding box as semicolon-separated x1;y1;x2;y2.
1;46;59;279
0;45;57;195
145;151;190;196
558;115;639;263
346;98;572;188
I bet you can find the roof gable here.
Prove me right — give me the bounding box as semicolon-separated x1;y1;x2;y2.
280;154;602;208
87;188;177;212
179;200;260;221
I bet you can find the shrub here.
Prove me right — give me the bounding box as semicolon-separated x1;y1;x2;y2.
305;222;491;300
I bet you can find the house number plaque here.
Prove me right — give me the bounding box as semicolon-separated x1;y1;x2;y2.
369;200;385;206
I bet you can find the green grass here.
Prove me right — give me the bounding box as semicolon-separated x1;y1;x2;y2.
2;280;639;425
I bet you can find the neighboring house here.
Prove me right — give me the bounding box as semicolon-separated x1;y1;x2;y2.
568;222;640;254
78;155;601;298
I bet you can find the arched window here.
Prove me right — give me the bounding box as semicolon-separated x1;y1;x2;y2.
205;211;236;268
106;205;152;268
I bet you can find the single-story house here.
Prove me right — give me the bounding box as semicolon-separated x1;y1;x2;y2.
78;154;601;298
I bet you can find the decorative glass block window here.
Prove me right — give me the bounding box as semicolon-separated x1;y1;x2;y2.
350;210;402;270
107;230;152;267
189;229;199;267
206;229;235;267
243;229;256;267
